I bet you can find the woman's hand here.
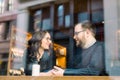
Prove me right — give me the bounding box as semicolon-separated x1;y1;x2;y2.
51;66;64;76
39;70;53;76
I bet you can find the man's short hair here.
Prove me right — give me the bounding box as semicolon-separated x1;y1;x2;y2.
81;20;96;36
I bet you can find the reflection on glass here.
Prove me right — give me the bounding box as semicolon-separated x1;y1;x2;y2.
8;26;31;75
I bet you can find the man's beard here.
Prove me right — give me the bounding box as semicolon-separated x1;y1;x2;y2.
76;39;85;48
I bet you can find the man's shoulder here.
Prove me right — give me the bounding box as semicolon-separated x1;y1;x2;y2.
94;41;105;50
96;41;104;46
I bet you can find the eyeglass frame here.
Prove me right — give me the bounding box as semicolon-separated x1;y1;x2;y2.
43;37;52;41
74;30;85;36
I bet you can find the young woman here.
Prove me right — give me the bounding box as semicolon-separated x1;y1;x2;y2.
26;31;55;75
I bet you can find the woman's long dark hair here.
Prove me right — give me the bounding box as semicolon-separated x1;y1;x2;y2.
28;31;49;61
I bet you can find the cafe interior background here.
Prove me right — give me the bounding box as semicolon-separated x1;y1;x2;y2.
0;0;120;76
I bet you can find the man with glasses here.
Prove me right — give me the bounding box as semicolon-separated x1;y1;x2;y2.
51;20;107;76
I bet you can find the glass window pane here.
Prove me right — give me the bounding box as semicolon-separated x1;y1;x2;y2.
58;17;63;27
0;0;4;13
42;18;52;30
0;23;6;40
34;10;42;31
58;5;64;16
57;5;64;27
92;10;103;23
78;12;89;22
9;0;14;11
65;15;70;27
0;0;2;11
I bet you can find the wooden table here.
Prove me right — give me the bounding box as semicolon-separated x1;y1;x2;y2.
0;76;120;80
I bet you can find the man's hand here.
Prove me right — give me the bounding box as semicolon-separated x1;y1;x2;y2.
51;66;65;76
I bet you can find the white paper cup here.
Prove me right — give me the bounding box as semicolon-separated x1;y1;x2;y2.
32;64;40;76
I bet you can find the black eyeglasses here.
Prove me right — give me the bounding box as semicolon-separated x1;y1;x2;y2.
74;30;85;35
44;37;52;41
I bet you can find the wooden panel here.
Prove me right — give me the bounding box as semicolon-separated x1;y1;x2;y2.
0;76;119;80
